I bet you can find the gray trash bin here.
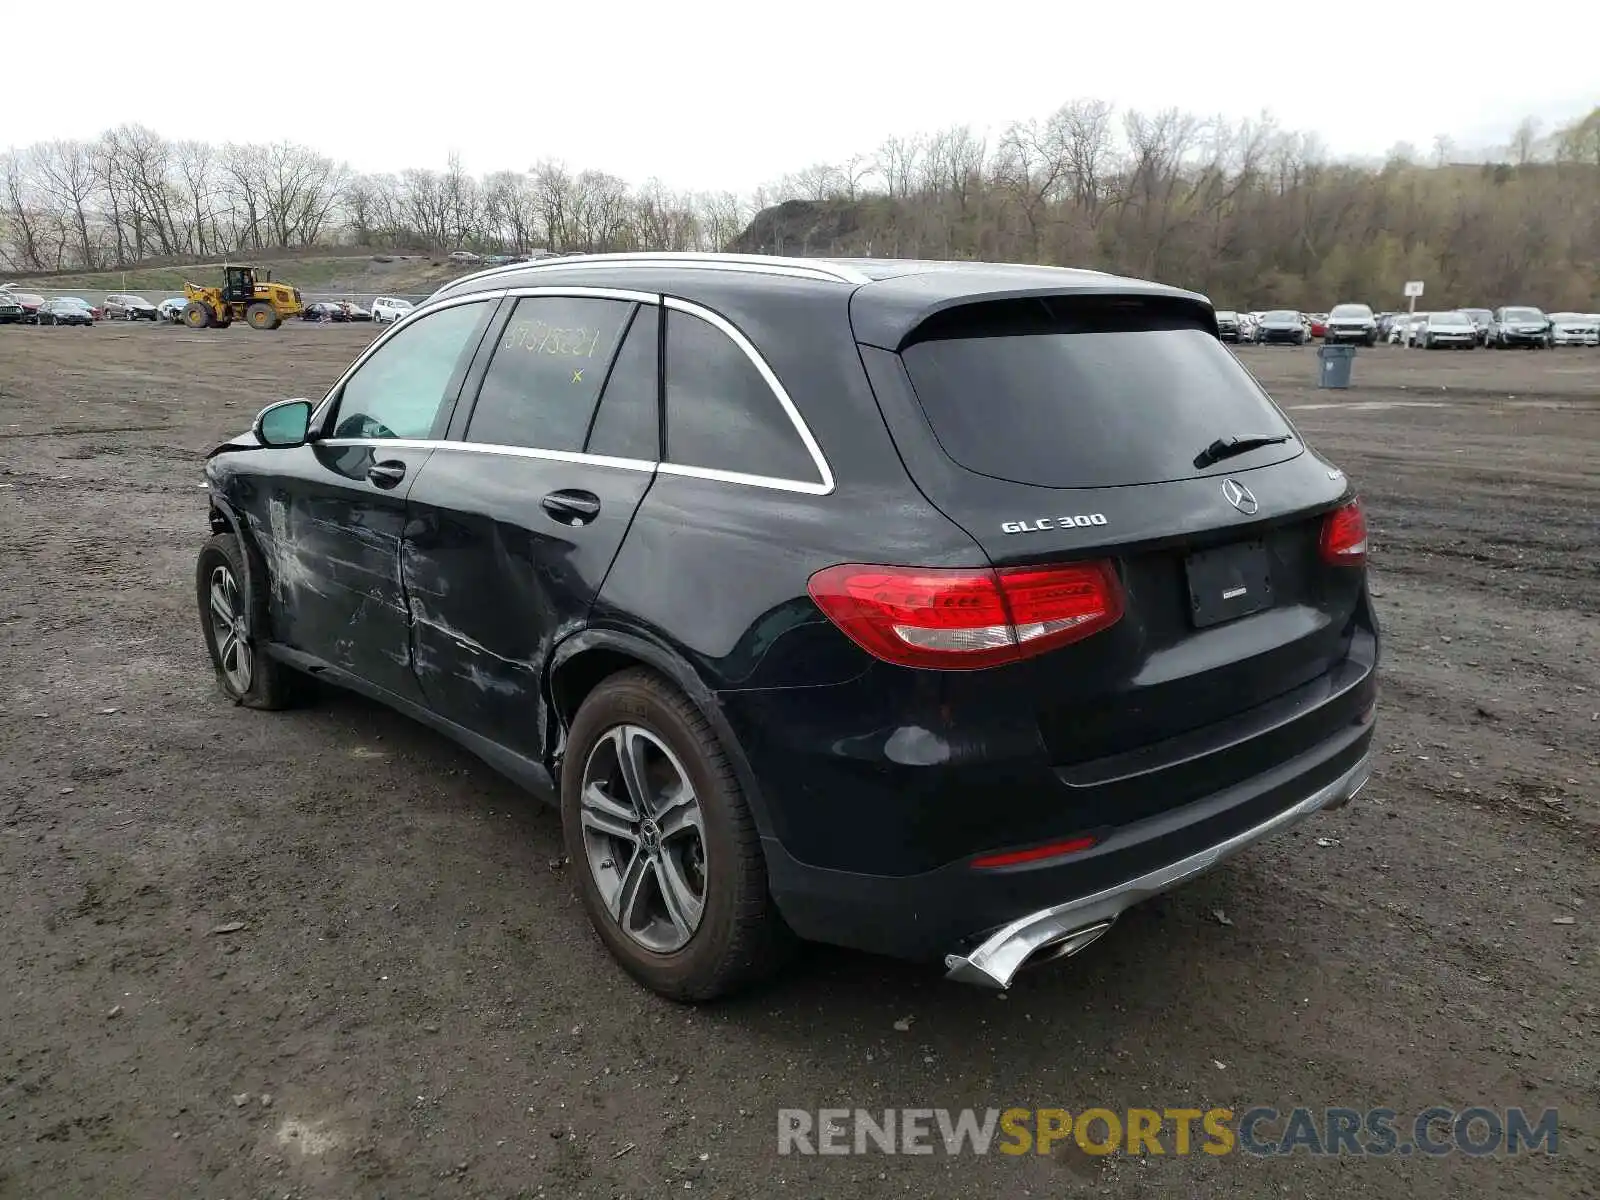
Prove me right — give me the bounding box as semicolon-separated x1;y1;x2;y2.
1316;344;1356;389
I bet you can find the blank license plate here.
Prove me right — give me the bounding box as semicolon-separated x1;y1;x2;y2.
1185;540;1273;629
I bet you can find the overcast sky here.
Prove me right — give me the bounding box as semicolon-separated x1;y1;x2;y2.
7;2;1596;192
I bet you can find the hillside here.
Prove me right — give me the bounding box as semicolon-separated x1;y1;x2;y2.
2;254;476;299
727;153;1600;312
725;198;901;257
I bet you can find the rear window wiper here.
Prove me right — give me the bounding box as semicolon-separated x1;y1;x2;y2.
1194;433;1294;469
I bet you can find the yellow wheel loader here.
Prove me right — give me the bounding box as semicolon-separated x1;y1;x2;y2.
182;266;304;330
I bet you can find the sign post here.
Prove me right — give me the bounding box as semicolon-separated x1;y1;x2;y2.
1403;281;1425;349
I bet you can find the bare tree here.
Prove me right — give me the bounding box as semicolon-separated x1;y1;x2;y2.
874;135;923;199
31;141;100;269
531;160;573;250
787;163;845;201
0;151;46;270
1508;117;1542;165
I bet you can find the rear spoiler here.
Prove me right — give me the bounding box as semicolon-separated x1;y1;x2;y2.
850;276;1215;351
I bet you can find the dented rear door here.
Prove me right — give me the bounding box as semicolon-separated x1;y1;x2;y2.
402;297;660;758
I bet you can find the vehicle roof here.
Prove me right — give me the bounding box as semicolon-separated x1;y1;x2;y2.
431;252;1211;349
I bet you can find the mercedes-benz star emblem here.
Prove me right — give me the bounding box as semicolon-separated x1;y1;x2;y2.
1221;478;1259;515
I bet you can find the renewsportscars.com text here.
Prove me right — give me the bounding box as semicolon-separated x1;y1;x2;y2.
777;1106;1559;1157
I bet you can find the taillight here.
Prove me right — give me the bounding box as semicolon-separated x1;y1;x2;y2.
1319;499;1368;566
971;835;1098;870
806;561;1124;670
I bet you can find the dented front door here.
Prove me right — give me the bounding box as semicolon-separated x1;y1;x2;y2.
249;441;434;703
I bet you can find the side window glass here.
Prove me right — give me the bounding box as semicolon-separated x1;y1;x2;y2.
332;302;488;439
663;308;820;483
465;296;635;451
584;306;659;461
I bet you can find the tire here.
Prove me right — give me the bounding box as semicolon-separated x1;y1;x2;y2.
183;301;212;329
195;532;302;709
561;668;792;1001
245;302;281;330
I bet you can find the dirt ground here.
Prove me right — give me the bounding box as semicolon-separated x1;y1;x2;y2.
0;323;1595;1199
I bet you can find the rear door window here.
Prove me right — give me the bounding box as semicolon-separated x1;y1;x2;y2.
585;305;659;461
898;297;1299;489
663;307;821;485
465;296;636;451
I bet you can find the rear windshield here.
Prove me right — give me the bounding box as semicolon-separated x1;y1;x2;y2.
899;297;1298;489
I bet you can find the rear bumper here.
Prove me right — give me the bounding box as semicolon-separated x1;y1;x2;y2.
944;747;1372;987
759;710;1376;967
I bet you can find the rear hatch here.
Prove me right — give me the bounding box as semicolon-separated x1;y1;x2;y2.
854;290;1373;795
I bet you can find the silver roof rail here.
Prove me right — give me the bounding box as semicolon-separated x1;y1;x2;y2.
441;251;873;291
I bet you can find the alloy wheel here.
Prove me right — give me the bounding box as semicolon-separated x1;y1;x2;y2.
207;563;253;694
578;724;708;953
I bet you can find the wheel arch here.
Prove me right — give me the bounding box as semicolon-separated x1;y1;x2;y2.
546;628;777;839
206;493;266;635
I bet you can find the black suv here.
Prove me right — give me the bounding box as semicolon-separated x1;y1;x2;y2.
197;253;1379;999
1486;306;1552;349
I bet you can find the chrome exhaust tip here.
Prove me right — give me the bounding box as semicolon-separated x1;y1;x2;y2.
944;921;1114;990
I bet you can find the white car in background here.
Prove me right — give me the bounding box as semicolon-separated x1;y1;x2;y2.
1416;310;1478;349
1547;312;1599;346
1388;312;1427;345
371;296;416;325
157;297;187;323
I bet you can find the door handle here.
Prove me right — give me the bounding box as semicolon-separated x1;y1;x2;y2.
367;460;407;489
541;489;602;526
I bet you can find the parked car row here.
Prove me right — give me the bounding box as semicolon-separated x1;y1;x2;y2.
2;286;428;329
1381;306;1598;349
302;300;374;322
0;287;98;325
1217;300;1598;350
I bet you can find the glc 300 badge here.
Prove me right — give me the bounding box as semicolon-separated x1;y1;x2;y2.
1001;514;1108;534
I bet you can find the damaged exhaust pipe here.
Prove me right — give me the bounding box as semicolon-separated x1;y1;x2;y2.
944;921;1114;989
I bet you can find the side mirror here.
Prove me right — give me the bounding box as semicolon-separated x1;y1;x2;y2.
253;398;313;448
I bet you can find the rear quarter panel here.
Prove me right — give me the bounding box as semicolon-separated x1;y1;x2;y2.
594;277;982;693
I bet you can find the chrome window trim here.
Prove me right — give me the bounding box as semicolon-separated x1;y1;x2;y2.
500;284;661;305
655;462;826;493
316;437;656;474
308;287;837;499
661;296;835;497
